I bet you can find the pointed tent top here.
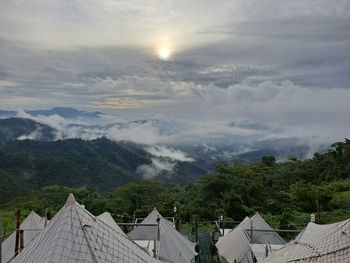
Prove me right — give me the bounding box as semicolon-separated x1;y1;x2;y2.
12;194;161;263
66;193;76;205
1;210;47;263
128;208;197;263
28;210;38;216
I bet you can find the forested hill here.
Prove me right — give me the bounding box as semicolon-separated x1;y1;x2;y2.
0;118;55;141
0;138;206;204
1;139;349;235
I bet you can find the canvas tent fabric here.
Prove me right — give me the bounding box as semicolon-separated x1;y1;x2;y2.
262;218;350;263
1;210;47;263
97;212;127;237
128;208;197;263
215;212;285;263
10;194;161;263
249;244;285;262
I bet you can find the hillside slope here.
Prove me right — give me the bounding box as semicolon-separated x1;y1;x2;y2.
0;138;206;204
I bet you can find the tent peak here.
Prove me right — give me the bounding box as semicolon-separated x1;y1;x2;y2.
66;193;76;205
28;210;37;216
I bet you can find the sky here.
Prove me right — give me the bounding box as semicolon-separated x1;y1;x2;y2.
1;0;350;146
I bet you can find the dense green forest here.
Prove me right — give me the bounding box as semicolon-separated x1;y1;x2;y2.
0;137;206;204
1;139;349;236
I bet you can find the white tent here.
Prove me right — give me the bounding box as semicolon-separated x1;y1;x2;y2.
1;210;47;263
128;208;197;263
10;194;161;263
262;218;350;263
97;212;127;237
216;212;285;263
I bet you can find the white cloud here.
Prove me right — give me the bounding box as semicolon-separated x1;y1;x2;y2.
17;128;42;140
0;80;19;88
105;122;166;145
137;158;176;179
144;145;194;162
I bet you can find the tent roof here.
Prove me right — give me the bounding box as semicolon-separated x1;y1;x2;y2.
216;212;285;263
2;210;46;263
97;212;126;237
262;218;350;263
10;194;160;263
128;208;197;263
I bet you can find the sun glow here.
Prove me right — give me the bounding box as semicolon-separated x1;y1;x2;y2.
158;47;171;60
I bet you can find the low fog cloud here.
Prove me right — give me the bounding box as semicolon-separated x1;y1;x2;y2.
137;158;176;179
144;145;194;162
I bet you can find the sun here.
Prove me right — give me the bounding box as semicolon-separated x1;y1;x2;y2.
158;47;171;60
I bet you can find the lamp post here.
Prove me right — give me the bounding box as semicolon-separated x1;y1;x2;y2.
220;215;225;236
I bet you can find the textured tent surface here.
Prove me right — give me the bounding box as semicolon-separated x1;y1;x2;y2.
2;211;47;263
128;208;197;263
216;212;285;263
97;212;127;237
10;194;160;263
262;218;350;263
249;244;284;262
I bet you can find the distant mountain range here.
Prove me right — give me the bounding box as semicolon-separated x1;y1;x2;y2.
0;108;330;196
0;107;104;119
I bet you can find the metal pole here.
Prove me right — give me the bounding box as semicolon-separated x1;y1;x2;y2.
194;216;198;243
19;230;24;251
0;217;3;263
222;218;225;236
45;208;48;227
250;221;255;262
250;220;253;243
15;210;20;256
245;228;301;233
156;215;160;260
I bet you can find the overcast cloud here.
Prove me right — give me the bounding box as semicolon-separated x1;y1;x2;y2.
0;0;349;147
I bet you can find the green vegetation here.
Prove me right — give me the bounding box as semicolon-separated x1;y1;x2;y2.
0;137;206;205
1;139;349;236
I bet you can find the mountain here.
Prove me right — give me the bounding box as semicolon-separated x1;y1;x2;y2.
0;138;207;204
0;118;55;141
0;107;104;119
28;107;104;119
0;110;16;118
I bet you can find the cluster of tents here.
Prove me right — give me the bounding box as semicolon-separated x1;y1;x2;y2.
1;194;349;262
1;194;197;263
215;212;350;263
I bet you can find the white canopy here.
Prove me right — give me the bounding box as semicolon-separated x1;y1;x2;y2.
128;208;197;263
262;218;350;263
10;194;161;263
1;211;47;263
216;212;285;263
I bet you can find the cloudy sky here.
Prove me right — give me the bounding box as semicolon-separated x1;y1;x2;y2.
1;0;350;145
